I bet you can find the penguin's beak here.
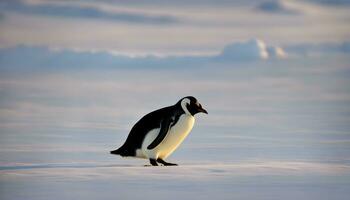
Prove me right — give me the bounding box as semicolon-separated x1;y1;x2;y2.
198;107;208;114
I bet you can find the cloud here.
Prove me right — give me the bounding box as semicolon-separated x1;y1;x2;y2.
306;0;350;6
1;0;349;55
0;0;178;25
255;0;301;14
216;39;287;61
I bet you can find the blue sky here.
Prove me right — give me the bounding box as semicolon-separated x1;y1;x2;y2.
0;1;350;200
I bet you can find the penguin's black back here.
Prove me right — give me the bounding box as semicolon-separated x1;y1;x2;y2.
111;104;184;157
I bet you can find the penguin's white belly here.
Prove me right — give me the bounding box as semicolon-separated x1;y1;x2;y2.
136;114;195;159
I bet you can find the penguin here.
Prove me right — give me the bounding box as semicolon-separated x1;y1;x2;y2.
110;96;208;166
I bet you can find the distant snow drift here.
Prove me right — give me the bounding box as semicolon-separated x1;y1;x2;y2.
0;38;288;70
217;39;287;61
2;38;350;71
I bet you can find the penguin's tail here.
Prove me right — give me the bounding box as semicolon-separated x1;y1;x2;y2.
110;146;131;157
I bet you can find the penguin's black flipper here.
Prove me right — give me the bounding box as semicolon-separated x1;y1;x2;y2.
147;118;172;150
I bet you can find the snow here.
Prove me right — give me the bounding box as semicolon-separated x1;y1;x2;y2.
1;161;350;200
1;34;350;200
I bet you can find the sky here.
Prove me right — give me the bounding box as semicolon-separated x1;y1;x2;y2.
1;0;350;55
0;0;350;200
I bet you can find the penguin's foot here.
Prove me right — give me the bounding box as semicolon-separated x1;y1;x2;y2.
157;158;178;166
149;158;158;166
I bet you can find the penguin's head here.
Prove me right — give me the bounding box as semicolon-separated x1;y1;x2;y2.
178;96;208;116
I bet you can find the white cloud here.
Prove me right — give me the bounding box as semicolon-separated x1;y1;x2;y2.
307;0;350;6
0;0;179;25
255;0;302;14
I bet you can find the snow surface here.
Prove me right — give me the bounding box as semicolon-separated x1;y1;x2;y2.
1;160;350;200
1;53;350;199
